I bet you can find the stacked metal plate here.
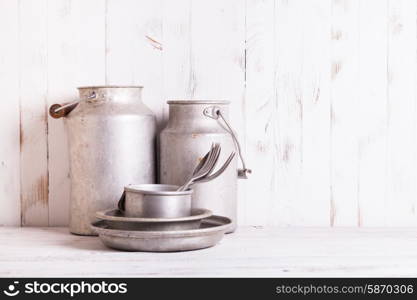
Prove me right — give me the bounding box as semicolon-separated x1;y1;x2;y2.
91;208;231;252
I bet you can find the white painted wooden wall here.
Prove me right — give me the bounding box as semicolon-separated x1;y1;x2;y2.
1;0;416;227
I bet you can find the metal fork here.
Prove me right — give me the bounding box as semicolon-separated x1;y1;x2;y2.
177;143;220;191
191;151;236;184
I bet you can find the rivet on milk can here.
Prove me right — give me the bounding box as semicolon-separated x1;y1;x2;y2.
49;86;156;235
159;100;251;233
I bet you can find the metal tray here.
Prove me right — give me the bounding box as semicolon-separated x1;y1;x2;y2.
91;215;231;252
95;208;212;231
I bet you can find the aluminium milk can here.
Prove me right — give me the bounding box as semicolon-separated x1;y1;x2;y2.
50;86;156;235
159;101;250;233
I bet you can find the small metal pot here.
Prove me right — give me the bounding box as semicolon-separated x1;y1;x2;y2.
123;184;192;218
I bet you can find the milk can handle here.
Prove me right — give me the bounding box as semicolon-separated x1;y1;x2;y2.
203;106;251;179
49;92;96;119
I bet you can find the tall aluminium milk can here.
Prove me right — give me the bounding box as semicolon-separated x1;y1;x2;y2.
159;101;250;233
49;86;156;235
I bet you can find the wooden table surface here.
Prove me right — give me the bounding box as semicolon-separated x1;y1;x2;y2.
1;226;417;277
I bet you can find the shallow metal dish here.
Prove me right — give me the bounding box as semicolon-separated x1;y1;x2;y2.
95;208;212;231
91;215;231;252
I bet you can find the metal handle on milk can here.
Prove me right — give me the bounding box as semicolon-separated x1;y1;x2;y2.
203;106;251;179
49;92;97;119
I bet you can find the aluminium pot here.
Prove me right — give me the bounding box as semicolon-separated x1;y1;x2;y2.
159;100;250;233
122;184;192;218
50;86;156;235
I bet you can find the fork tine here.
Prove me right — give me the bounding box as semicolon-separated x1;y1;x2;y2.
191;143;219;179
193;151;236;184
196;145;215;176
192;143;216;176
200;144;219;175
192;150;210;176
177;143;218;191
205;144;221;176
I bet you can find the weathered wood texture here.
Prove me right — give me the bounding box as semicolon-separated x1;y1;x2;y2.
0;0;416;226
19;0;49;226
46;0;106;226
0;0;20;226
2;226;417;277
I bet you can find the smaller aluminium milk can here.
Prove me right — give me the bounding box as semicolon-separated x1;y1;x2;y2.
50;86;156;235
159;101;250;233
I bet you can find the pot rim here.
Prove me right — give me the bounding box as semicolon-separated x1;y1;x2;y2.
124;184;193;195
167;100;230;105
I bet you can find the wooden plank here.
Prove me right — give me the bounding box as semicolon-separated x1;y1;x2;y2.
74;0;106;87
188;0;245;102
6;0;417;227
161;0;192;100
330;0;360;226
3;227;417;276
105;0;164;125
274;0;304;226
160;0;192;129
244;0;276;225
46;0;106;226
46;0;76;227
357;0;388;226
0;0;20;226
19;0;49;226
385;0;417;226
189;0;246;223
275;0;331;226
298;0;331;226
